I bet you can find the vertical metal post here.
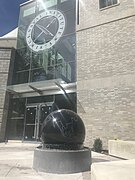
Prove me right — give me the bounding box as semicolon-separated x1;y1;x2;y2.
22;98;27;142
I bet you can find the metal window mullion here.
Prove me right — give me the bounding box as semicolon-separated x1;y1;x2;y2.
76;0;79;25
22;98;27;141
34;106;38;139
36;105;40;140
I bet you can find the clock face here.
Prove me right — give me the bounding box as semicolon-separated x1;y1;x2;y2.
26;10;65;52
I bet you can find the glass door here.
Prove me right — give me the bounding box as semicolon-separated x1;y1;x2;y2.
24;105;38;140
23;103;53;141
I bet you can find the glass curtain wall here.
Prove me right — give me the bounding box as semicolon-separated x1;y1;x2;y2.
12;0;76;85
6;0;77;140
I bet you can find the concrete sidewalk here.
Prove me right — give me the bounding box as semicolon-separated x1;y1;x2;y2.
0;141;121;180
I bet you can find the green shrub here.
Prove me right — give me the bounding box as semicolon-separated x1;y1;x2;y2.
93;138;103;153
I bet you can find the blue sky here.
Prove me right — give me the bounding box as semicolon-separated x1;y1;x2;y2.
0;0;29;37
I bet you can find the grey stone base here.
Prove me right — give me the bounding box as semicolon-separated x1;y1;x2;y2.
33;147;91;174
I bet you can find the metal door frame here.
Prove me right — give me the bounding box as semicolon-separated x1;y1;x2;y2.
23;102;53;141
23;105;38;141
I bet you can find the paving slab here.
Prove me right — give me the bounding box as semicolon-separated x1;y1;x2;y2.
0;176;45;180
38;172;83;180
0;142;88;180
0;141;121;180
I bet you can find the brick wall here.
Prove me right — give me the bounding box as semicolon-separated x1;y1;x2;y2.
77;0;135;31
77;1;135;149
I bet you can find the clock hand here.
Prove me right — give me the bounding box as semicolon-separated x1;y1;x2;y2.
35;24;49;35
43;27;54;36
36;24;54;36
46;18;56;29
33;31;45;43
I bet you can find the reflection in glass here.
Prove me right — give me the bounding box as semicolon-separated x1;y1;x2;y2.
10;99;25;118
7;98;25;139
12;0;76;85
24;106;37;140
14;48;30;71
26;107;36;124
8;119;24;139
30;68;47;82
24;125;35;140
7;92;77;140
14;71;29;85
32;50;48;69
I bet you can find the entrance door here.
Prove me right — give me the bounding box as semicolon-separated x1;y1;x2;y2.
23;103;52;141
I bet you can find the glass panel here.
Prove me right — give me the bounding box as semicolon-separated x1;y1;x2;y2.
30;59;76;82
17;1;37;49
30;68;47;82
12;0;76;86
40;105;52;124
8;119;24;139
100;0;117;8
24;125;35;140
55;92;77;112
7;98;25;140
60;8;76;35
27;95;54;104
13;71;29;85
113;0;117;5
58;0;76;12
54;33;76;82
26;106;36;124
10;99;25;118
31;51;48;69
14;48;30;71
107;0;112;6
38;0;58;10
24;106;37;140
55;33;76;62
99;0;106;8
67;61;76;82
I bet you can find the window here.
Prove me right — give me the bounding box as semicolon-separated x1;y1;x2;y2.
99;0;118;9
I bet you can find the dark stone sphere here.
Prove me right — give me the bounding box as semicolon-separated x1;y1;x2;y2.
41;109;85;150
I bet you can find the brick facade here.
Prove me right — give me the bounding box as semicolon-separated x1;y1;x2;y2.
77;0;135;149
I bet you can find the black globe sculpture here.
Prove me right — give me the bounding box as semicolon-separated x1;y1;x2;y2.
41;109;85;150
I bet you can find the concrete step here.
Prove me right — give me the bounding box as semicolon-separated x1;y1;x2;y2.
91;159;135;180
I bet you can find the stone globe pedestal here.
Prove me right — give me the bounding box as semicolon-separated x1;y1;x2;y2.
33;109;91;173
33;147;91;174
